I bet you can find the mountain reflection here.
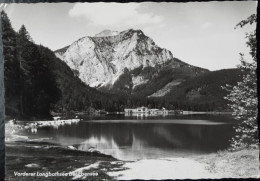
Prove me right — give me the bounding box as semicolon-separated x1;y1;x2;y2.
23;116;236;161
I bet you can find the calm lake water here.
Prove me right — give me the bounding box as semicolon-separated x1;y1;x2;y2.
21;115;237;161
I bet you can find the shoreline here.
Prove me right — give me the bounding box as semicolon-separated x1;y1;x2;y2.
6;140;123;181
5;139;259;180
106;147;259;180
5;110;233;120
192;146;260;178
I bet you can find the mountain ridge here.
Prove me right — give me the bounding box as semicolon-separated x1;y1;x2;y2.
55;29;208;95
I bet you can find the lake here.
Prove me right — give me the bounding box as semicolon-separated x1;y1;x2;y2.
20;114;237;161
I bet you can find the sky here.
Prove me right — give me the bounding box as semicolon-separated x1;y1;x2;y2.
4;1;257;70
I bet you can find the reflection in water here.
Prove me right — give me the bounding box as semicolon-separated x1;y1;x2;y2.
22;115;237;161
126;112;169;119
153;127;183;147
31;127;37;134
77;135;149;160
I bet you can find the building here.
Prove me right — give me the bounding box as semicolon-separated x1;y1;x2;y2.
156;107;169;115
124;107;169;115
124;106;148;114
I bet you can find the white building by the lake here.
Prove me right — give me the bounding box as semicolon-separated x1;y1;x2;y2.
124;106;169;115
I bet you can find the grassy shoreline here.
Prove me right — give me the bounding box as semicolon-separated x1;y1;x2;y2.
192;147;259;178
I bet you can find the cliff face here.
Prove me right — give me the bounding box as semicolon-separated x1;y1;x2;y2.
55;29;208;96
56;29;188;87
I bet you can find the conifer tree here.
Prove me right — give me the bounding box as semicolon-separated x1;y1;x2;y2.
1;11;20;115
17;25;38;116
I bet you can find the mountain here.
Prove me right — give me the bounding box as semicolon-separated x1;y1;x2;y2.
160;68;245;111
2;11;245;115
55;29;208;96
53;30;243;111
95;29;119;37
41;46;118;113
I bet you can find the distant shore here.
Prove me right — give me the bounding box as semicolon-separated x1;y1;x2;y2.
107;111;233;115
182;111;233;115
5;110;233;121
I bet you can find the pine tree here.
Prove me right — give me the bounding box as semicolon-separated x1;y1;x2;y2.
17;25;38;116
17;25;61;118
1;11;20;115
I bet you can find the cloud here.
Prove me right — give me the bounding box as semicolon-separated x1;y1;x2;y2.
69;3;163;26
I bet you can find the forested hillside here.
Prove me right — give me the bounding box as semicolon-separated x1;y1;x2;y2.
163;69;245;111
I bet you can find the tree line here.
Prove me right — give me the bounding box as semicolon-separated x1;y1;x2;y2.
2;11;60;119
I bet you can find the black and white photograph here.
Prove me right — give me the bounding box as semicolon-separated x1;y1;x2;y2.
0;1;259;180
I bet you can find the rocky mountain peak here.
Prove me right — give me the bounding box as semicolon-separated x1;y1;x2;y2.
95;29;119;37
55;29;206;90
